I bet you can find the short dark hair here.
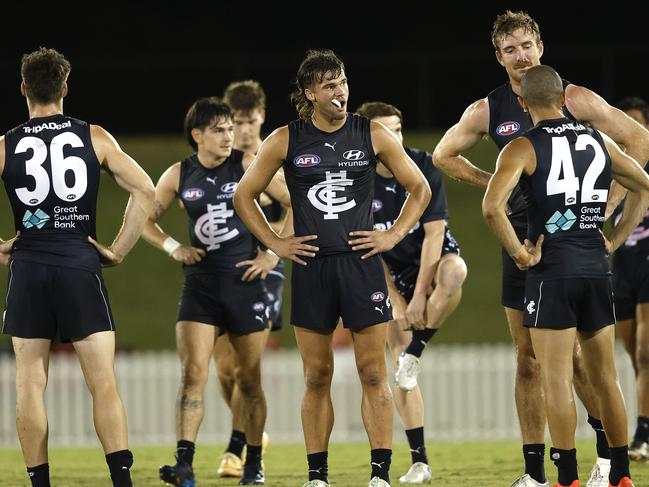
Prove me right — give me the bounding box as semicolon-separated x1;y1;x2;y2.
616;96;649;124
520;65;563;109
223;80;266;112
21;47;71;104
290;49;345;120
356;102;403;123
183;97;232;150
492;11;541;51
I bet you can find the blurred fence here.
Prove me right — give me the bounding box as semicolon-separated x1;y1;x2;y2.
0;344;638;447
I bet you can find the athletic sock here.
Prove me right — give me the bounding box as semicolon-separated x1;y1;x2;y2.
634;416;649;443
370;448;391;483
26;463;50;487
176;440;195;465
609;445;631;485
405;329;438;358
405;427;428;464
245;444;262;467
550;447;578;486
105;450;133;487
588;415;611;459
307;451;328;482
523;443;546;484
226;430;247;458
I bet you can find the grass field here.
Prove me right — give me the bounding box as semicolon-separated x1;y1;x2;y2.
1;441;648;486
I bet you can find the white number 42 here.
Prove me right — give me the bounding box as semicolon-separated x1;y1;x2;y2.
546;134;608;205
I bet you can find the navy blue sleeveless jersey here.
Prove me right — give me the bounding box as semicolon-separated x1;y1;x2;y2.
520;118;611;279
488;79;573;229
372;147;447;270
2;114;101;272
284;114;377;256
178;150;257;275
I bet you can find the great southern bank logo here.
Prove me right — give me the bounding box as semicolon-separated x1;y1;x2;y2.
293;154;321;168
545;209;577;234
496;121;520;136
22;209;50;229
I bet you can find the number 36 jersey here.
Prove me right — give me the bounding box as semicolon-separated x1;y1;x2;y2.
3;114;101;272
520;117;611;279
284;114;377;256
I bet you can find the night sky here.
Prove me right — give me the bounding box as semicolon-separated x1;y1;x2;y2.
1;3;647;133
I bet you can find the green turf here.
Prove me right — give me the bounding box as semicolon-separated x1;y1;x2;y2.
1;441;647;486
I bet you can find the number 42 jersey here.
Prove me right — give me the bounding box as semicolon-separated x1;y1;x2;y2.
284;114;377;256
520;117;611;279
3;114;101;272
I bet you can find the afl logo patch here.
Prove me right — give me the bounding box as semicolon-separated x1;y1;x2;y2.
293;154;321;167
371;199;383;213
182;188;205;201
496;121;520;136
371;291;385;302
220;182;238;193
252;301;266;313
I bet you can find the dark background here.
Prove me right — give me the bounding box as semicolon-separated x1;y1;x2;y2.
1;3;648;133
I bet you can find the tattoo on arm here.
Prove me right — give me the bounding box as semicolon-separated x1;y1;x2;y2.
179;394;202;410
153;200;166;220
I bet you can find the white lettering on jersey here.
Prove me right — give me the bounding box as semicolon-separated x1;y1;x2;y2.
307;170;356;220
194;202;239;250
15;132;89;206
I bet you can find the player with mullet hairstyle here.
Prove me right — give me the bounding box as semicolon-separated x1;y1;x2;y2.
233;49;431;487
434;11;649;487
484;64;649;487
0;47;155;487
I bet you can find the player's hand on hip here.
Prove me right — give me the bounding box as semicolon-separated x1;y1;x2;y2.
271;235;318;266
512;234;544;270
236;248;280;281
349;229;399;259
170;245;206;265
88;236;124;267
0;232;20;258
406;293;427;329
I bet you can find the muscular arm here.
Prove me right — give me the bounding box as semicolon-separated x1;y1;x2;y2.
141;163;181;249
256;163;294;238
601;132;649;252
482;137;536;264
91;125;155;261
433;98;493;188
235;129;288;249
412;220;445;298
234;128;316;265
372;121;432;245
565;84;649;217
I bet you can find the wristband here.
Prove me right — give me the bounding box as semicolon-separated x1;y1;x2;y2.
266;248;279;258
162;237;181;256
